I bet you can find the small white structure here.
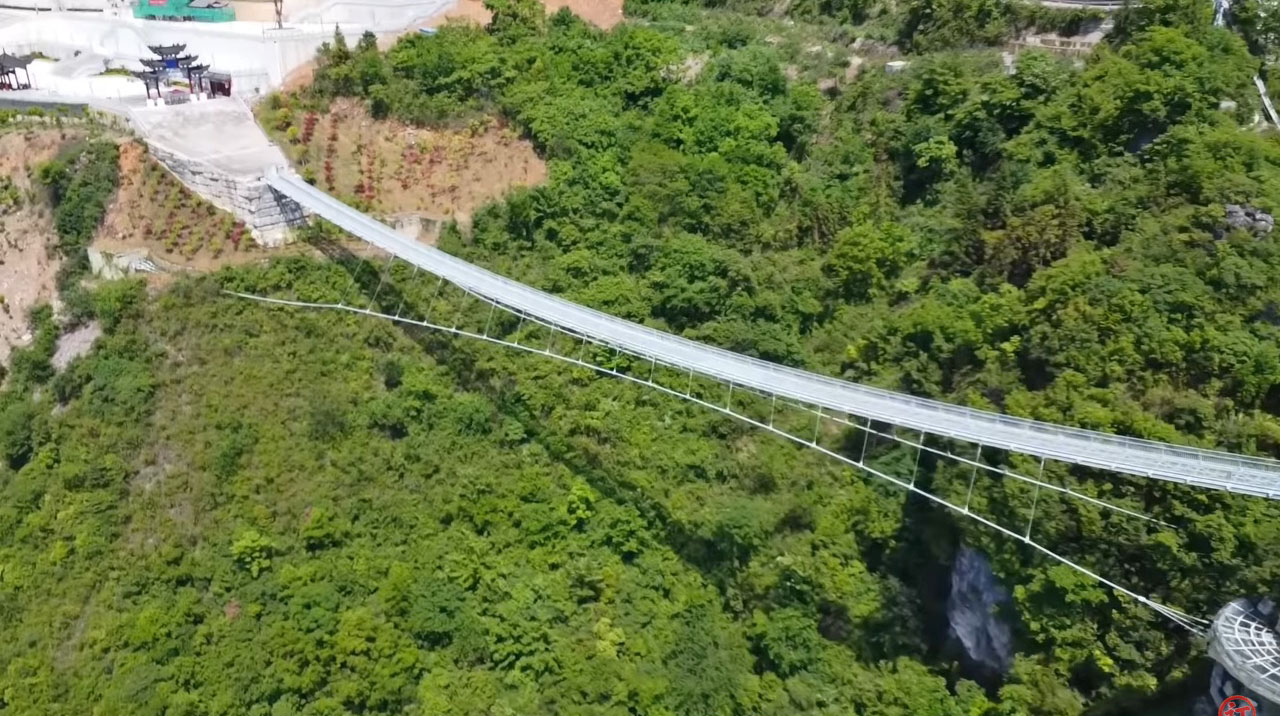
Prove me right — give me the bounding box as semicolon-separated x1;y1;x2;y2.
88;247;157;279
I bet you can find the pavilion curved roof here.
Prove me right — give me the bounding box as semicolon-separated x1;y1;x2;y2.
0;53;33;70
148;43;186;57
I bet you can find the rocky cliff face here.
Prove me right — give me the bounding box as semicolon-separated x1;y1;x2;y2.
948;545;1015;677
1200;661;1275;716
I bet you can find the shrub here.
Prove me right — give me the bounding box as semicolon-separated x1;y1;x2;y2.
230;530;274;577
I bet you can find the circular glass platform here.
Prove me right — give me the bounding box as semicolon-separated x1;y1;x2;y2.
1210;599;1280;707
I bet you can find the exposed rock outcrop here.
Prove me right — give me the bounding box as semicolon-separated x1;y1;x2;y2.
1225;204;1275;236
1200;662;1276;716
948;545;1015;677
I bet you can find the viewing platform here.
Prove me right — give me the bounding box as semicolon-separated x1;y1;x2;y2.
1210;599;1280;707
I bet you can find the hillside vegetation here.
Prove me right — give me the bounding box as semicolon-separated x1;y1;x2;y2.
4;0;1280;714
96;141;253;263
259;97;546;229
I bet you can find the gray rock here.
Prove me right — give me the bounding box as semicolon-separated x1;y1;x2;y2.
948;545;1014;676
1225;204;1275;236
1199;662;1274;716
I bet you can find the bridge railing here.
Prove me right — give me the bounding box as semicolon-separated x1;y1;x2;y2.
263;167;1280;499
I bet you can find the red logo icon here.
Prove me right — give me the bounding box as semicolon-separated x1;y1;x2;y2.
1220;695;1257;716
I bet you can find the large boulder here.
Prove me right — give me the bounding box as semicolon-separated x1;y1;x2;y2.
1224;204;1275;236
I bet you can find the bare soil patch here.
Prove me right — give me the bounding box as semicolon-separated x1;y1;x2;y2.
282;60;317;93
273;98;546;239
93;141;272;273
543;0;623;28
228;0;276;22
0;128;82;363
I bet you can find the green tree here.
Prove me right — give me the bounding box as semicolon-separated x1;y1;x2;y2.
231;529;275;577
484;0;545;43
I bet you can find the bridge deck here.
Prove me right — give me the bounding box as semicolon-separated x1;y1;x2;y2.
267;168;1280;499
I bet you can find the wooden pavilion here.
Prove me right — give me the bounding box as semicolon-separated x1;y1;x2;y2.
146;44;186;69
201;71;231;97
0;53;33;91
132;69;164;100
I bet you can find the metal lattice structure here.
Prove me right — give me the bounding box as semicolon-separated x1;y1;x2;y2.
1209;600;1280;705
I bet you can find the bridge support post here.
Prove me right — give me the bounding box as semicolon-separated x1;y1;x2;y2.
366;254;396;311
393;266;419;318
964;443;982;513
449;291;469;331
422;276;445;323
482;303;496;337
337;244;369;308
1025;457;1046;538
910;430;924;487
512;315;525;345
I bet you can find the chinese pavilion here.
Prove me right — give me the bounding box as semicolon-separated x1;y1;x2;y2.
0;53;33;91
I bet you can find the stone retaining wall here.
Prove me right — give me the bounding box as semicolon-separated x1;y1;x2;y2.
145;141;306;247
3;94;307;245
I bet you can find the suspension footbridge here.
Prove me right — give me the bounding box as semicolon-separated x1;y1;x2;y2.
262;168;1280;496
242;167;1280;700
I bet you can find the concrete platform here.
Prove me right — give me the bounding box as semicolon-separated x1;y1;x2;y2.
129;97;285;178
0;9;328;91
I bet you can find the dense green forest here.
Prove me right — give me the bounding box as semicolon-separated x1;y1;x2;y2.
6;0;1280;713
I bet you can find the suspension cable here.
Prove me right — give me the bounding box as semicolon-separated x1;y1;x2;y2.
223;288;1210;633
